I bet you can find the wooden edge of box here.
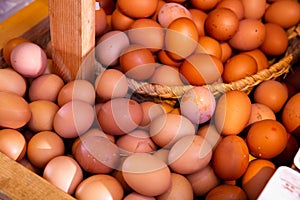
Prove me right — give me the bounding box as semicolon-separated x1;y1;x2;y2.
0;152;75;200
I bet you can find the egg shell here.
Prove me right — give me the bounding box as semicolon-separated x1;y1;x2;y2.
243;49;269;71
3;37;30;66
180;86;216;124
0;68;27;97
157;2;193;28
168;135;212;174
151;0;166;21
229;19;266;51
186;164;221;197
253;80;288;113
0;91;31;129
43;155;83;195
10;42;47;78
216;0;245;20
124;192;155;200
75;174;124;200
27;131;65;168
74;135;120;174
197;124;221;149
246;119;288;159
189;8;207;36
205;184;247;200
190;0;219;11
157;50;182;67
95;8;107;37
122;153;172;196
247;103;276;126
150;65;184;86
152;148;170;164
0;129;26;161
53;100;95;138
212;135;249;181
282;92;300;136
111;8;134;31
149;113;196;148
242;159;276;200
28;73;64;102
241;0;266;19
214;90;252;136
157;173;194;200
264;0;300;28
220;42;232;63
139;101;166;128
117;0;158;18
165;17;199;60
196;36;222;59
97;98;143;135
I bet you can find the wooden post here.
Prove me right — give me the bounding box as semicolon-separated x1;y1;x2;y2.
48;0;95;82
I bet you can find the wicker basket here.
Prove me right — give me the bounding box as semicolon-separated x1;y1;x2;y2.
127;23;300;106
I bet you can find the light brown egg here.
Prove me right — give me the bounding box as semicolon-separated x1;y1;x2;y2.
190;0;219;11
117;0;158;18
0;68;27;97
124;192;155;200
282;92;300;137
247;103;276;126
150;65;184;86
197;124;221;149
27;131;65;168
0;129;26;161
139;101;166;128
241;0;266;19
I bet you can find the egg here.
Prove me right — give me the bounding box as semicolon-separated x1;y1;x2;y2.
229;19;266;51
241;0;266;19
186;164;221;197
196;36;222;59
220;42;232;63
189;8;207;36
97;98;143;135
124;192;155;200
117;0;158;18
27;131;65;168
75;174;124;200
0;91;31;129
212;135;249;181
150;65;184;86
247;103;276;126
190;0;219;11
0;68;27;97
216;0;245;20
168;135;212;174
180;86;216;124
205;8;239;41
95;7;107;36
246;119;288;159
214;90;252;136
152;148;170;164
264;0;300;28
241;159;276;200
282;92;300;136
243;49;269;71
259;23;288;56
165;17;199;61
179;53;224;85
149;113;196;148
43;155;83;195
253;80;288;113
2;37;30;66
0;129;26;161
10;42;47;78
122;153;172;196
205;184;247;200
222;53;257;83
197;124;221;149
139;101;166;128
157;50;182;67
111;8;134;31
28;73;64;102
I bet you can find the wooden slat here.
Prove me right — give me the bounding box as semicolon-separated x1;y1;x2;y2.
0;152;75;200
48;0;95;82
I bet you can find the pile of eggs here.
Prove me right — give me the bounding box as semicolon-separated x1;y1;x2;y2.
1;0;300;199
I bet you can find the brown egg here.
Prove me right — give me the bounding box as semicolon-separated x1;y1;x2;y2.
157;50;182;67
264;0;300;28
0;129;26;161
0;91;31;129
3;37;30;66
241;0;266;19
260;23;288;56
197;124;221;149
0;68;27;97
222;53;257;83
220;42;232;63
119;44;157;81
128;19;164;52
205;184;247;200
157;173;194;200
75;174;124;200
152;148;170;164
247;119;288;159
186;164;221;197
190;0;219;11
205;8;239;41
212;135;249;181
97;98;143;136
165;17;199;60
196;36;222;59
214;90;252;135
189;8;207;36
253;80;288;113
117;0;158;18
149;113;196;148
242;159;276;200
247;103;276;126
96;0;115;14
111;8;134;31
28;100;59;132
243;49;269;71
151;0;166;22
282;92;300;136
27;131;65;168
216;0;244;20
229;19;266;51
28;73;64;102
57;79;95;106
43;155;83;195
122;153;172;196
180;53;223;85
95;7;107;37
168;135;212;174
150;65;184;86
124;192;155;200
139;101;166;128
